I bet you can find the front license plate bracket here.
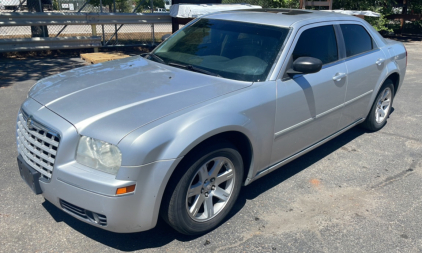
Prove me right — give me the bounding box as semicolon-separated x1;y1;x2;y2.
17;156;43;195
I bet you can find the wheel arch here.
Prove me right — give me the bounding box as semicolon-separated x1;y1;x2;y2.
366;71;400;114
169;130;254;187
157;129;254;222
387;72;400;95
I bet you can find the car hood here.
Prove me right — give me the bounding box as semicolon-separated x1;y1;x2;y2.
29;56;251;144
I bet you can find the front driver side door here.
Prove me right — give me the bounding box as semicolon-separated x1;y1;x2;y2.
271;24;348;165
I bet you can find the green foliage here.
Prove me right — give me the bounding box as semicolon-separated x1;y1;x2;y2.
366;13;394;33
52;0;59;10
90;0;133;12
133;0;164;12
90;0;114;10
269;0;299;8
116;0;132;12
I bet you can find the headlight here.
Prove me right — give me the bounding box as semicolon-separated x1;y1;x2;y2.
76;136;122;175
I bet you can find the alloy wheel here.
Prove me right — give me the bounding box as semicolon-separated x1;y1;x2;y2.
185;157;235;222
375;87;392;123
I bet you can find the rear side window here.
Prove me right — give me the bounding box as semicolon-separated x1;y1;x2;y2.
292;25;338;65
340;24;373;57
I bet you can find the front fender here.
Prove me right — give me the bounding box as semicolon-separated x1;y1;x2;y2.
119;81;276;173
120;110;257;166
115;81;278;229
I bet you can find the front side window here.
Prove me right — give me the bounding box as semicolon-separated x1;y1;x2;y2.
154;19;290;82
340;24;373;57
292;25;338;65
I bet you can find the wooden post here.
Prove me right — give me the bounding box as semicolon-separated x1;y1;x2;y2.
299;0;304;9
91;24;99;52
400;0;408;34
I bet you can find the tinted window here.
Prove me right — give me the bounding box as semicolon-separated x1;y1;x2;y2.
154;19;290;82
341;24;373;57
292;25;338;65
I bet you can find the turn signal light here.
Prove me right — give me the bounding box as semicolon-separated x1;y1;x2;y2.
116;185;136;195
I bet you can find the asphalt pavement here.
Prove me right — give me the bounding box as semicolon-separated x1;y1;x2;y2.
0;42;421;253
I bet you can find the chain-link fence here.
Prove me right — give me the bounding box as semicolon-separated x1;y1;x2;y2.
0;0;172;46
0;0;290;48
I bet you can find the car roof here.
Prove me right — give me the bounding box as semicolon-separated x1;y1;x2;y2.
203;8;362;28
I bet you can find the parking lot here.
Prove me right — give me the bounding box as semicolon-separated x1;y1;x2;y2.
0;41;421;253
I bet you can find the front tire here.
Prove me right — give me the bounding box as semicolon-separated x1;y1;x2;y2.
361;79;395;131
161;142;243;235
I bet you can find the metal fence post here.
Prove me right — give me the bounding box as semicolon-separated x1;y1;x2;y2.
113;0;118;44
38;0;47;37
91;24;99;52
150;0;155;46
100;0;105;46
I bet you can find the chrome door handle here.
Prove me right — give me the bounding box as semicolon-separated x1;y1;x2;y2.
376;58;385;65
332;73;346;81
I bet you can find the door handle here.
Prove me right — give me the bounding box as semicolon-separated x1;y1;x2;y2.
376;58;385;65
332;72;346;81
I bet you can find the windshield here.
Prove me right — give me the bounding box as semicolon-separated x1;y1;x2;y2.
153;19;290;82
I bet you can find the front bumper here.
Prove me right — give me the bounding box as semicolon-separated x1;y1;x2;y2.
40;158;180;233
17;98;182;233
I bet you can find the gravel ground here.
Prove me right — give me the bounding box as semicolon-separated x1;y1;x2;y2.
0;42;421;253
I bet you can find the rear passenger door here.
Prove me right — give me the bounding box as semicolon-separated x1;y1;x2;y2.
337;23;388;128
271;24;348;164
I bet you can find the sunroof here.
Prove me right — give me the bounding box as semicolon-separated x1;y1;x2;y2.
235;8;311;15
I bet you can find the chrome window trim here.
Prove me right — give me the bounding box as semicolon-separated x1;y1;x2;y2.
266;27;293;82
278;22;342;81
344;48;381;62
337;22;382;56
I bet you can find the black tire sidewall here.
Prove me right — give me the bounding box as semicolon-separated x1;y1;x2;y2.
166;144;243;235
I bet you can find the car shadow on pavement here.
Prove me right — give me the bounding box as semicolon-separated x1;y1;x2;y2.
41;126;367;251
0;57;86;88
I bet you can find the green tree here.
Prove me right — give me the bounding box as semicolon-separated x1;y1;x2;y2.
116;0;132;12
269;0;299;8
90;0;133;12
52;0;59;10
133;0;164;12
90;0;113;12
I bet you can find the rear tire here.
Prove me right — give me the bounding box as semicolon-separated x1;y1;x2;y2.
161;141;243;235
361;79;395;132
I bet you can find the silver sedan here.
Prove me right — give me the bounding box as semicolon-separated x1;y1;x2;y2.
16;9;407;235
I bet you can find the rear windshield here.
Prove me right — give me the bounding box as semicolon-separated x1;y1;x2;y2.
154;19;290;82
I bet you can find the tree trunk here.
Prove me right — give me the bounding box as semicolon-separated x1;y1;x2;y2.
403;0;408;14
27;0;49;38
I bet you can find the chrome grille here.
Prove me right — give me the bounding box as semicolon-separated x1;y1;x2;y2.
16;110;60;180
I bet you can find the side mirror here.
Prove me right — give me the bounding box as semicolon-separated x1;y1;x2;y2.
161;34;171;41
286;57;323;76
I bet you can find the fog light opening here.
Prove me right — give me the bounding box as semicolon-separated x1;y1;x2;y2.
85;210;100;224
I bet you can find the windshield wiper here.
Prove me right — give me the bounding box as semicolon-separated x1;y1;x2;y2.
168;62;221;77
141;53;165;64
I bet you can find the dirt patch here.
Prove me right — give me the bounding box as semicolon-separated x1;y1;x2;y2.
261;187;379;235
215;186;381;252
405;140;422;150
